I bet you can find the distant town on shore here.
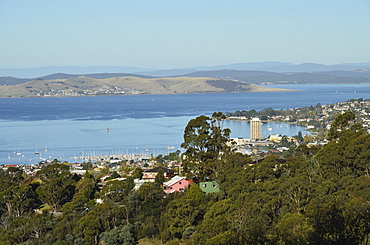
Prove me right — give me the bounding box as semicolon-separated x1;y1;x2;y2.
1;62;370;98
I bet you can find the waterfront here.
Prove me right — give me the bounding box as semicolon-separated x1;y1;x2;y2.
1;84;370;164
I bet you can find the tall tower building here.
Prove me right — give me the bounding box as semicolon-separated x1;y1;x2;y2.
250;118;262;140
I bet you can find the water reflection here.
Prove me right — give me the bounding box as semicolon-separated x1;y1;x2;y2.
224;120;309;139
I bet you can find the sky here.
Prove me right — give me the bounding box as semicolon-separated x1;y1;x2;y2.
0;0;369;69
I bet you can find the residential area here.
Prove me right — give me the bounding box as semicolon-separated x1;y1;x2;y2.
1;100;370;244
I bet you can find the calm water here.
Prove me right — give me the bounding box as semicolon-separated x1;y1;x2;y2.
1;84;369;164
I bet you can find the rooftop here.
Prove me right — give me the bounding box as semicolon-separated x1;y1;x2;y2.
163;175;186;187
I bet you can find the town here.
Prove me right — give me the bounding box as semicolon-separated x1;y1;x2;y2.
32;85;146;97
2;98;368;189
1;98;370;244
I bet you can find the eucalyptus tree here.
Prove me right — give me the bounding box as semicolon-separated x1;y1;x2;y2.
181;112;235;181
327;111;363;142
35;164;79;212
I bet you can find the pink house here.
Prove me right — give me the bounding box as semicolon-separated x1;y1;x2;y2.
163;176;192;195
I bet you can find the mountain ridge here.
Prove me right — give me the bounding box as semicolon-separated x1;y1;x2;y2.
1;62;370;78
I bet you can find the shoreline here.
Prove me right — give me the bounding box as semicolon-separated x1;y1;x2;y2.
0;86;298;99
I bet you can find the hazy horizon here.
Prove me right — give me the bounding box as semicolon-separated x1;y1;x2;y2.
2;61;370;71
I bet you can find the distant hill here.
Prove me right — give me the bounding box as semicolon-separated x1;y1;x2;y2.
191;62;370;73
0;77;33;86
183;70;279;78
318;69;370;78
2;68;370;92
0;66;149;78
0;73;155;86
0;76;292;98
182;70;370;84
1;62;370;78
38;72;155;80
135;69;198;77
137;62;370;76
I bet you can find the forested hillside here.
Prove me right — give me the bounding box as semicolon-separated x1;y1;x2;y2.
1;112;370;244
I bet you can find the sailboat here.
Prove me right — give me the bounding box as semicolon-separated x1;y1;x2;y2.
15;148;21;155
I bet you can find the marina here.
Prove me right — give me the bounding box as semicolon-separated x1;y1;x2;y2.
70;153;151;163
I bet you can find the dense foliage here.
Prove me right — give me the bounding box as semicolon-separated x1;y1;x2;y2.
1;111;370;244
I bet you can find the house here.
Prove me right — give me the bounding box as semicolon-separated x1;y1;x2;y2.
142;167;174;182
199;181;220;194
134;178;146;190
163;176;192;195
70;169;88;175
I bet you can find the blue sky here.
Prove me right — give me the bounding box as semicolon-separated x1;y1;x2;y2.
1;0;369;69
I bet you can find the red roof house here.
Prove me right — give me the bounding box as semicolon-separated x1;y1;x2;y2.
163;176;192;195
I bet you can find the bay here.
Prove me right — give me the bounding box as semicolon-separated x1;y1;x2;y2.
1;84;369;165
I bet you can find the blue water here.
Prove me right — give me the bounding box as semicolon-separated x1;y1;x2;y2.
0;84;369;164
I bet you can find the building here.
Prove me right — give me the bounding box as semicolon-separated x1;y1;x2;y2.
250;117;262;140
142;167;174;182
199;181;220;194
163;176;192;195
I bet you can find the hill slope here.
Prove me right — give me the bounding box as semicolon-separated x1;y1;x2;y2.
0;76;292;98
183;70;370;84
0;72;155;86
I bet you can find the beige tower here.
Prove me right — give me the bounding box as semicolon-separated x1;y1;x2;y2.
250;118;262;140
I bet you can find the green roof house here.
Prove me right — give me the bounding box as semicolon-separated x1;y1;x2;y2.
199;181;220;194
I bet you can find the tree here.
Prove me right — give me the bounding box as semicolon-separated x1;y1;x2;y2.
74;214;103;244
276;213;314;245
132;167;143;179
295;131;304;142
279;135;294;148
100;178;134;203
26;213;56;241
166;150;181;161
194;199;236;244
35;165;78;212
36;176;76;212
181;112;234;181
35;163;71;183
105;171;121;181
0;183;40;218
307;199;346;244
160;185;206;241
75;171;97;199
327;111;362;142
99;223;137;245
154;169;165;185
4;167;24;185
138;182;164;202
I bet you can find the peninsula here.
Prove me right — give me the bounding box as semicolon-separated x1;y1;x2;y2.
0;75;294;98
